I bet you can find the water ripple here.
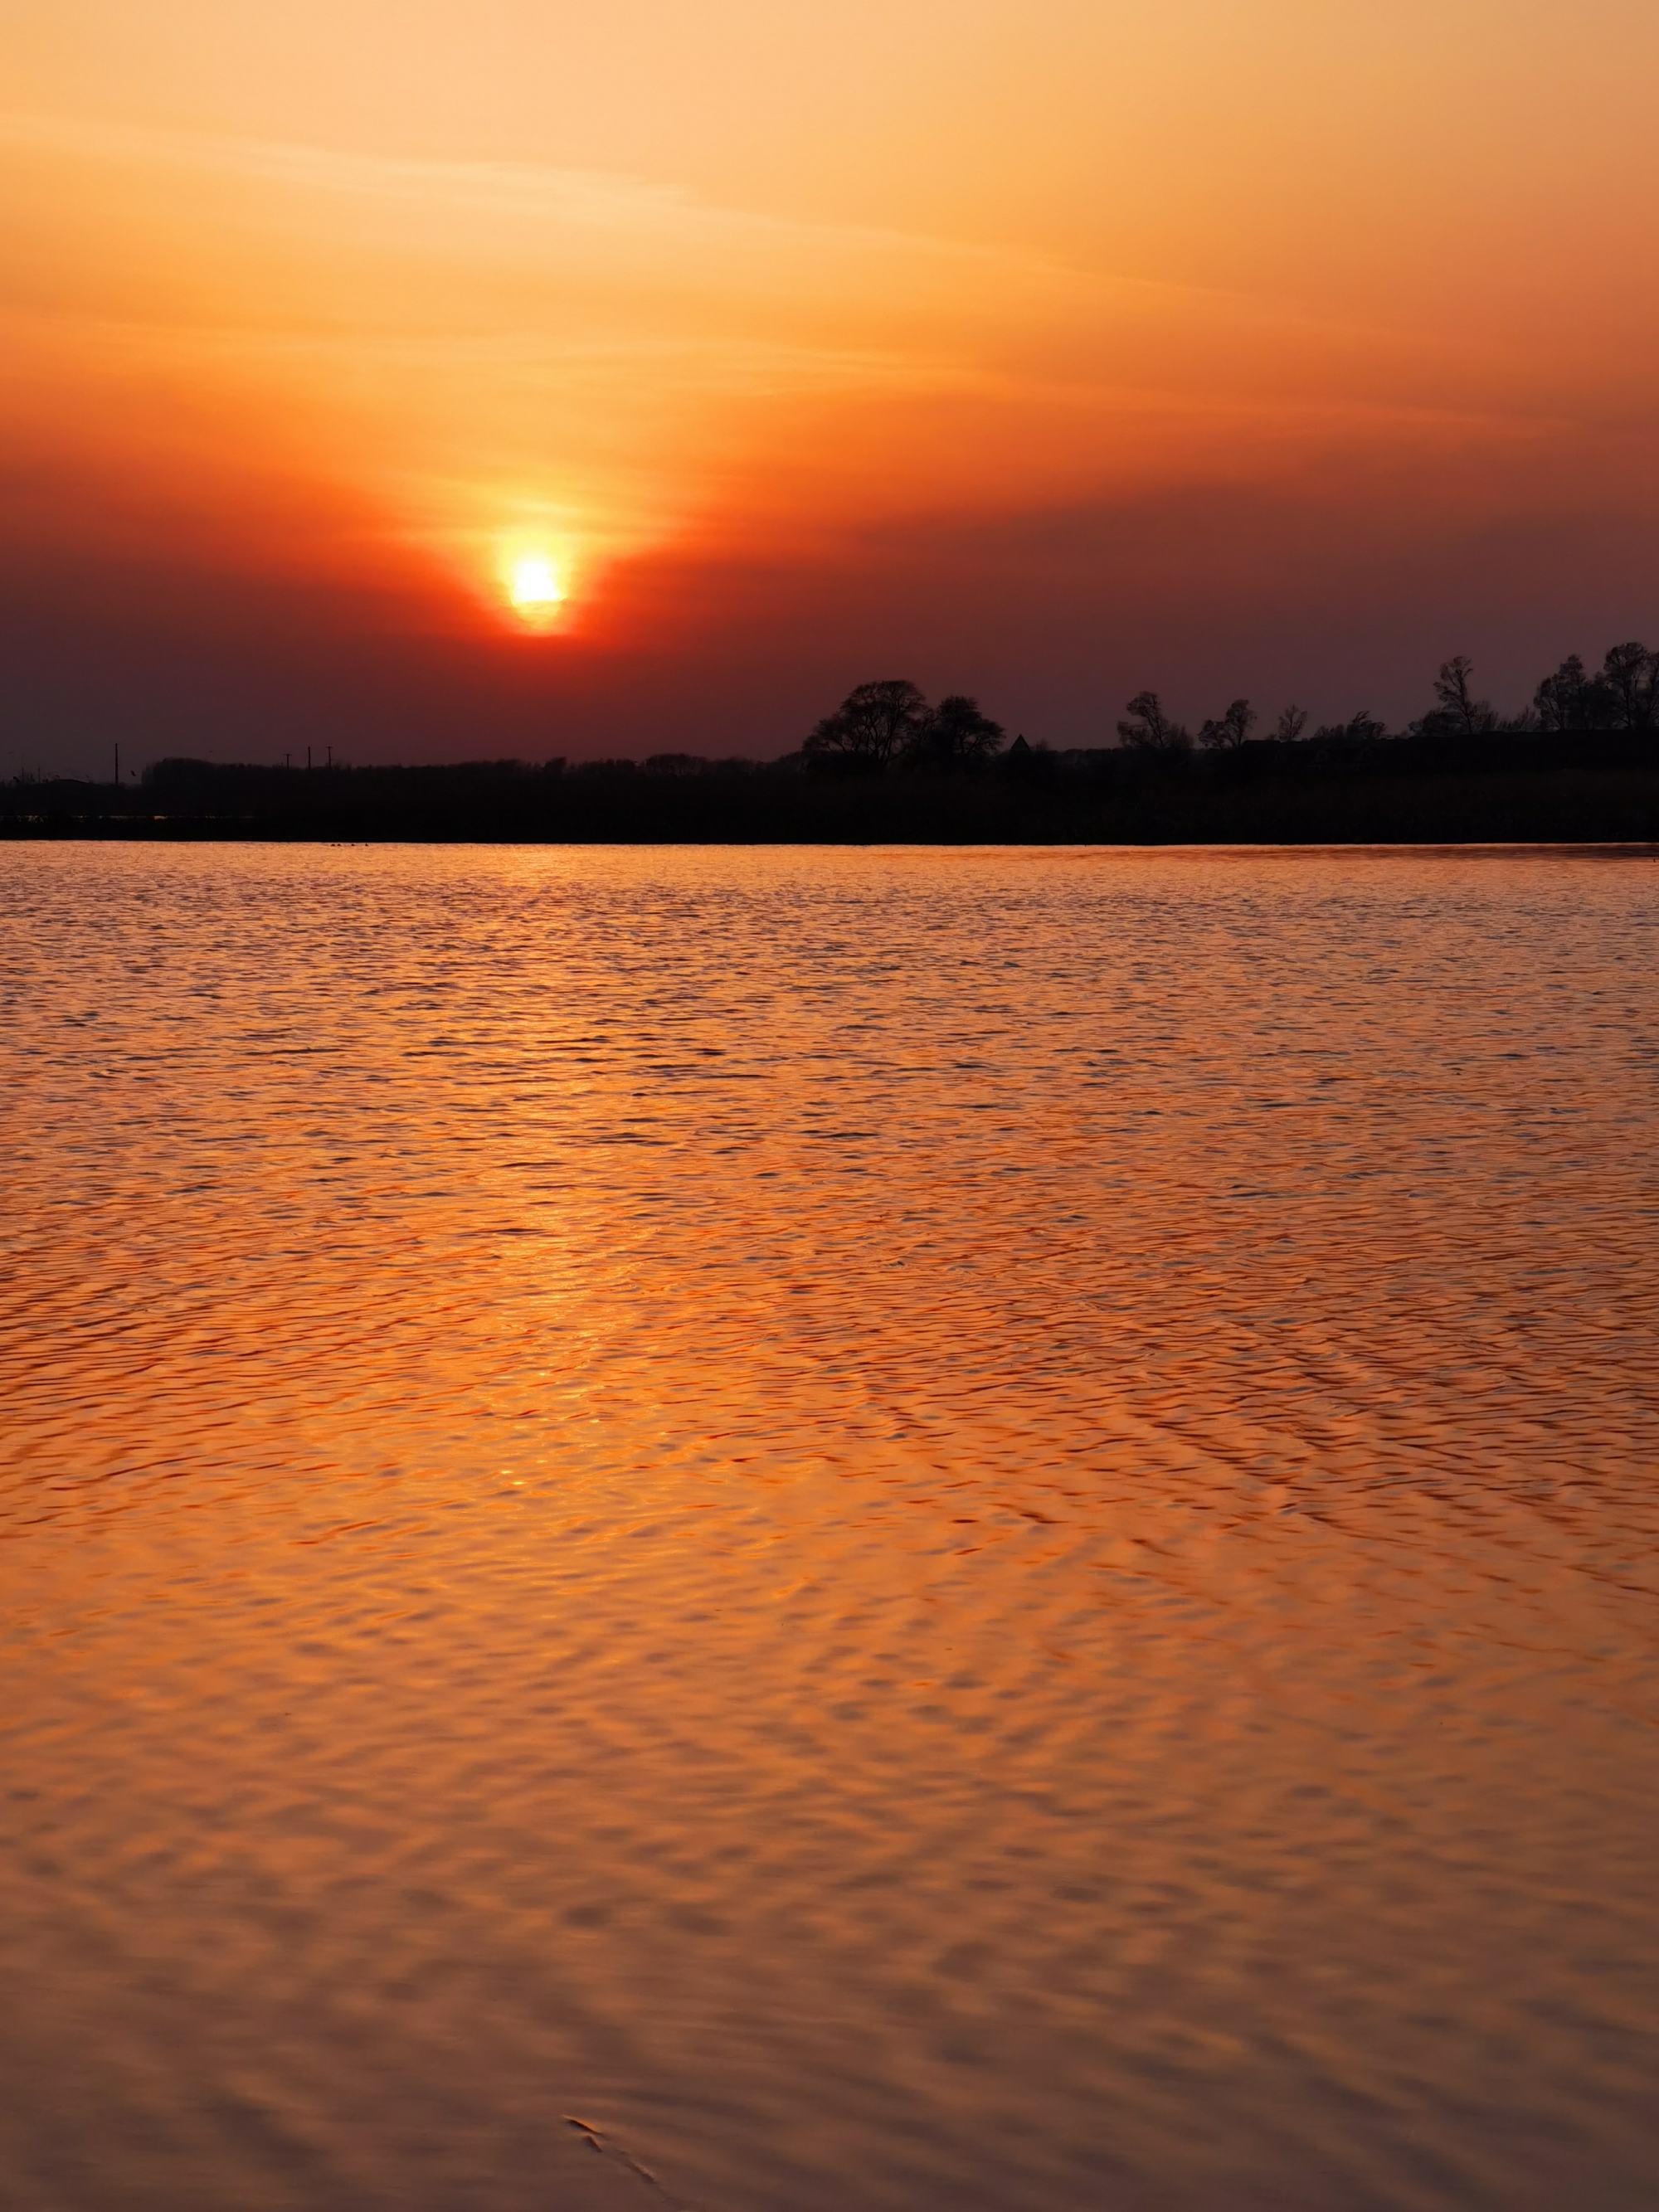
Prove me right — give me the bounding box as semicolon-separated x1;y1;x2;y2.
1;844;1655;2212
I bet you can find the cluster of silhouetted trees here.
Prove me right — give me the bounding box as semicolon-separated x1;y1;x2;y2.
799;641;1657;774
1112;641;1659;756
4;635;1655;843
803;681;1008;768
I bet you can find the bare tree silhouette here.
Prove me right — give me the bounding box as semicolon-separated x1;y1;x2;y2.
805;680;931;768
908;694;1006;768
1199;699;1256;750
1413;655;1497;737
1534;655;1597;732
1600;641;1658;730
1117;691;1193;753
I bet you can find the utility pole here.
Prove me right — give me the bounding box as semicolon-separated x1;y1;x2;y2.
114;743;119;790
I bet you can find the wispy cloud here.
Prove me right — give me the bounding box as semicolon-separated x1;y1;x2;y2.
1;104;1634;614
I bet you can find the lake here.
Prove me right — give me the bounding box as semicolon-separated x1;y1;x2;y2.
2;843;1655;2212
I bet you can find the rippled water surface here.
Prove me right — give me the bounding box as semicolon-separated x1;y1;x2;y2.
3;844;1657;2212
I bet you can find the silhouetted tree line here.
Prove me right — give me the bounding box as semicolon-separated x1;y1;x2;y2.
3;639;1654;843
786;639;1656;780
1108;641;1658;756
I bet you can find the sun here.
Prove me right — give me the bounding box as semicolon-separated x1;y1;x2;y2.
504;550;567;627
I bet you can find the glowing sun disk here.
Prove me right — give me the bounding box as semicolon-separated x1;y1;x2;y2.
508;552;565;615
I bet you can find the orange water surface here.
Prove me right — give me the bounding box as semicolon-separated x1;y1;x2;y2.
2;844;1656;2212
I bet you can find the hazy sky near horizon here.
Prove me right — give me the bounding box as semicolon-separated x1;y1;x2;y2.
4;0;1658;766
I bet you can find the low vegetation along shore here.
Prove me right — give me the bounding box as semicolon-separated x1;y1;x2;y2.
7;651;1658;845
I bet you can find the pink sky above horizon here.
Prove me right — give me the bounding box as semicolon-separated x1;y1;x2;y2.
3;0;1657;768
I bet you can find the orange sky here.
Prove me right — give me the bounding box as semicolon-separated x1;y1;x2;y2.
4;0;1658;765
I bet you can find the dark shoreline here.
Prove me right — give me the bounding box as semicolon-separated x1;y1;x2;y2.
6;732;1657;846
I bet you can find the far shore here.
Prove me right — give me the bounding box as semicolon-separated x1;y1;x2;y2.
5;729;1657;847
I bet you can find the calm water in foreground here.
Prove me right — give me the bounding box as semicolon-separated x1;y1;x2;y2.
2;844;1656;2212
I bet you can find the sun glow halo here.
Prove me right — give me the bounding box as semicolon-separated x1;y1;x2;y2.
505;550;567;627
